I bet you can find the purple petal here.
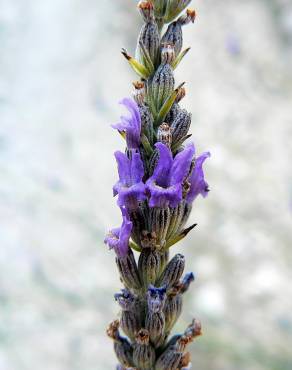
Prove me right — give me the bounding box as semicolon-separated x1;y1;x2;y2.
116;182;146;209
170;143;195;185
130;151;144;184
113;150;146;209
186;151;210;203
147;180;182;208
114;151;131;187
151;142;173;187
104;207;133;258
104;227;120;251
119;208;133;257
112;98;141;149
111;117;130;132
120;98;141;131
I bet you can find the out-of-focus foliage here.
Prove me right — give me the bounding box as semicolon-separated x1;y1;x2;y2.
0;0;291;369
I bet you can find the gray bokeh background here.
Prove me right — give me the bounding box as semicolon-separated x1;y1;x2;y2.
1;0;292;369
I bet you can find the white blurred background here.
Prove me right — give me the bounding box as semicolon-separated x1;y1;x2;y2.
0;0;292;369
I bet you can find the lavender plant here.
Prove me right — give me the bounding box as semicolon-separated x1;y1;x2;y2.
105;1;210;369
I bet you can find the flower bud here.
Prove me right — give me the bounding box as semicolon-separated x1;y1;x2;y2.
139;104;154;142
114;339;134;368
164;293;183;334
107;320;134;367
145;311;165;347
151;44;175;111
116;248;141;291
115;289;136;311
149;206;171;248
159;250;169;274
180;199;192;229
137;2;160;65
164;104;178;124
147;285;167;313
121;310;141;341
148;148;160;177
129;204;148;246
138;1;154;22
138;248;163;289
180;272;195;293
162;21;183;56
157;123;172;148
163;334;181;350
159;253;185;288
133;329;156;369
171;109;192;146
166;200;186;240
155;347;182;370
115;289;141;341
164;86;185;125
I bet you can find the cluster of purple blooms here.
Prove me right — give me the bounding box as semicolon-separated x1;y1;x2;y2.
106;99;209;259
104;1;210;369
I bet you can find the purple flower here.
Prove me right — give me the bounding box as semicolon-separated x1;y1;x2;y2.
147;285;167;313
186;151;210;203
113;150;146;210
112;98;141;149
104;207;132;258
146;142;195;208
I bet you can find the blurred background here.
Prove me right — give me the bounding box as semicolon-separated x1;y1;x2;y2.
1;0;292;369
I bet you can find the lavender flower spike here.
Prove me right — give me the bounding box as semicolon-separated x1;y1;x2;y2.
186;151;210;204
104;207;132;258
112;98;141;149
146;142;195;208
113;150;146;210
106;2;210;368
